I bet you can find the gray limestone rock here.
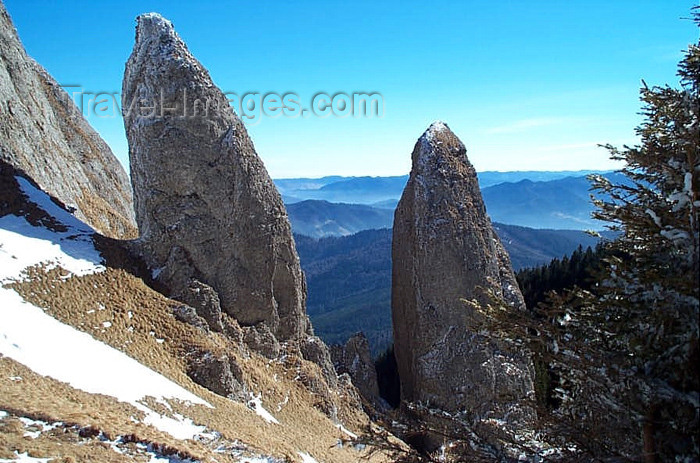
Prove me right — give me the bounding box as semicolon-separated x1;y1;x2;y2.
242;324;281;360
391;121;533;416
300;335;338;389
171;305;210;332
0;2;135;238
176;280;224;333
122;13;311;343
187;351;246;401
330;333;380;405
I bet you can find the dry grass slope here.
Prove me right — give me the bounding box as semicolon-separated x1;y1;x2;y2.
1;246;392;462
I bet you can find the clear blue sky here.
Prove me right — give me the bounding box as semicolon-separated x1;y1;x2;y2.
5;1;698;178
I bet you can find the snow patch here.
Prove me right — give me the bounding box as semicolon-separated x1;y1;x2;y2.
248;393;279;424
0;176;105;283
1;166;212;443
0;287;211;440
236;458;281;463
0;222;103;282
16;176;91;234
336;423;358;439
0;288;209;408
19;416;62;439
297;452;320;463
0;453;50;463
137;406;206;440
101;433;203;462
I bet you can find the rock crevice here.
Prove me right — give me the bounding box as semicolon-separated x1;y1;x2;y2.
330;333;381;406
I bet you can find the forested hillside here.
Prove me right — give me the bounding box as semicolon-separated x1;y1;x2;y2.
296;224;609;354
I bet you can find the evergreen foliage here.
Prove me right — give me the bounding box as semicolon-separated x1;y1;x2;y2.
479;12;698;460
516;243;606;309
584;15;700;457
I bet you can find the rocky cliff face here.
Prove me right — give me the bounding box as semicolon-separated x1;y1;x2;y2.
122;13;311;344
0;3;135;239
392;121;533;415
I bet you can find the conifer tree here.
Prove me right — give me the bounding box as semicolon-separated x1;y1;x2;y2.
503;11;698;460
586;13;699;457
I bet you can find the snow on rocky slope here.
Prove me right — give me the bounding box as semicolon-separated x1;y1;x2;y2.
0;175;212;441
0;174;386;462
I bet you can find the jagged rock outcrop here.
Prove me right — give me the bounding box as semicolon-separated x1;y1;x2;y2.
300;335;338;388
187;351;247;401
0;2;135;238
392;121;533;416
121;13;311;345
331;333;380;405
176;280;225;332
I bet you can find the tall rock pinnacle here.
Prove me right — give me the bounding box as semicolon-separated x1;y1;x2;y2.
0;2;135;238
122;13;310;341
392;121;533;415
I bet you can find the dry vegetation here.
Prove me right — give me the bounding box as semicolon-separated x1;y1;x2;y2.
76;188;138;239
1;244;393;462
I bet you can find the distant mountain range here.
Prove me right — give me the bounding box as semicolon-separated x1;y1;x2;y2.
284;170;623;353
481;173;627;229
278;171;621;234
296;224;613;355
276;170;605;203
286;200;394;238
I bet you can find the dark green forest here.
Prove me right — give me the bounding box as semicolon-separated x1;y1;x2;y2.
295;224;607;355
515;243;608;309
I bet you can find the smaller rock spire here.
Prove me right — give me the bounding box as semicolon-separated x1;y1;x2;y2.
392;122;532;416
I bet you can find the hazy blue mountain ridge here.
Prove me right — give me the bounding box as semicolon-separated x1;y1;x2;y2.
283;170;622;353
276;170;608;202
278;171;620;232
481;172;627;229
286;200;394;238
